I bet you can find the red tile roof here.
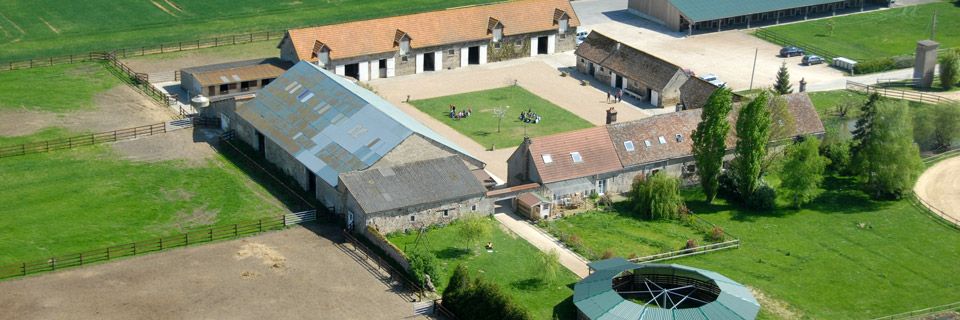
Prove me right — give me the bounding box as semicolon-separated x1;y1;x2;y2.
285;0;580;61
527;127;623;184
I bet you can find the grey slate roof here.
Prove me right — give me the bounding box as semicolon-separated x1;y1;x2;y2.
670;0;840;22
339;156;487;214
575;31;684;91
236;61;477;187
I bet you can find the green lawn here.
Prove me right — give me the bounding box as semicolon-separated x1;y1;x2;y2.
0;127;76;145
0;0;497;62
543;205;720;260
0;140;291;265
761;1;960;60
387;217;579;320
409;86;594;150
675;179;960;319
0;62;119;112
121;40;279;63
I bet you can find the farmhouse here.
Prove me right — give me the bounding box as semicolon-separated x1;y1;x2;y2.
179;58;291;99
575;31;718;109
507;93;826;205
628;0;889;34
220;61;492;233
278;0;580;81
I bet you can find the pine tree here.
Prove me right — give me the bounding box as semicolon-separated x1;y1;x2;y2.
692;88;734;203
773;62;793;95
733;92;772;200
850;93;881;158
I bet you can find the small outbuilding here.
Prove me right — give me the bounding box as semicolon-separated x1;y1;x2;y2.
516;192;552;221
179;58;292;99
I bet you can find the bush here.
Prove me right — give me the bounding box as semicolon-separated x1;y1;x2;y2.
443;264;533;320
748;185;777;211
940;50;959;90
631;172;685;220
854;57;896;74
685;239;698;250
709;226;725;242
821;138;851;174
408;248;440;288
601;249;615;259
717;171;742;202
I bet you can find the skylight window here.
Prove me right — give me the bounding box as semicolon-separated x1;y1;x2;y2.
624;141;635;152
644;140;652;147
297;90;315;103
571;152;583;163
658;136;667;144
542;154;553;164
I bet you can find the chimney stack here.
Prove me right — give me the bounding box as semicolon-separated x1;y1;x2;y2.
606;107;618;125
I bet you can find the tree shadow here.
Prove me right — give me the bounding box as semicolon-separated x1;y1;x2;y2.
472;131;491;137
552;295;578;320
803;175;890;214
510;278;547;291
436;247;471;260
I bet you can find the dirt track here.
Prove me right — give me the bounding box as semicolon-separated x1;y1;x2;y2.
914;156;960;225
0;224;420;320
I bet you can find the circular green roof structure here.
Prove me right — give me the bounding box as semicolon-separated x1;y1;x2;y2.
574;258;760;320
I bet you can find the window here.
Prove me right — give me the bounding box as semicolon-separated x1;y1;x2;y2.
570;152;583;163
515;39;522;46
261;78;274;86
658;136;667;144
675;134;683;142
559;33;566;39
624;141;635;152
401;56;409;62
542;154;553;163
494;42;502;49
448;49;456;55
410;215;416;221
442;210;450;217
644;140;652;147
297;90;315;103
471;204;477;211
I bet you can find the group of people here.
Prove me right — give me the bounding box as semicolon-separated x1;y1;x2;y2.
519;109;542;124
449;105;473;120
607;88;624;103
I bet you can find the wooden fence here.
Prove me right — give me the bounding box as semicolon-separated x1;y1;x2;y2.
628;239;741;264
872;301;960;320
0;122;167;159
846;81;957;105
102;53;178;106
0;31;285;72
341;230;426;301
755;28;843;61
0;210;316;280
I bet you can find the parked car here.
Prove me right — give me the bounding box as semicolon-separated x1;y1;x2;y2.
802;55;825;66
780;46;805;57
576;31;589;46
701;74;726;87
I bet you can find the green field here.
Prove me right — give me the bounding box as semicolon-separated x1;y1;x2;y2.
0;142;292;266
676;180;960;319
0;0;497;62
761;1;960;60
409;86;594;150
0;62;119;112
543;205;719;260
387;217;579;320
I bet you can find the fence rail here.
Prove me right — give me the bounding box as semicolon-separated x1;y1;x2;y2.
341;230;425;301
629;239;742;264
846;81;957;105
0;122;167;159
0;31;285;72
755;28;843;62
102;53;178;106
0;210;315;280
872;301;960;320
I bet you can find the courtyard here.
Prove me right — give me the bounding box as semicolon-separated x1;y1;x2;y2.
0;224;423;320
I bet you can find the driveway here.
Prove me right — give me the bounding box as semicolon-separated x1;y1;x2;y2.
0;224;423;320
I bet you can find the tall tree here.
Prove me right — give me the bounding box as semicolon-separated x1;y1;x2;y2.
691;88;734;203
780;138;830;208
631;172;685;220
773;62;793;95
850;93;882;157
913;103;960;151
852;100;924;199
532;250;561;283
767;94;797;142
940;50;959;90
458;216;492;253
733;92;772;200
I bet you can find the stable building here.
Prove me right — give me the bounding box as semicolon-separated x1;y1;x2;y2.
628;0;888;34
221;61;492;233
575;32;718;109
278;0;580;81
179;58;291;99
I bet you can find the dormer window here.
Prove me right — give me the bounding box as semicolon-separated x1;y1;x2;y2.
554;9;570;33
312;41;330;67
488;18;504;43
394;30;411;56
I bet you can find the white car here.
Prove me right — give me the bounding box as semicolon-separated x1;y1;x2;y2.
576;31;589;46
701;74;726;88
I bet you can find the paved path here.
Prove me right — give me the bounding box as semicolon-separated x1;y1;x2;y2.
494;212;590;279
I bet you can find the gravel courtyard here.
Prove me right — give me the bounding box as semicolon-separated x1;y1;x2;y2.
0;224;422;320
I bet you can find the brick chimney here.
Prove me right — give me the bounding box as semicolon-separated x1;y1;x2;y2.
606;107;618;125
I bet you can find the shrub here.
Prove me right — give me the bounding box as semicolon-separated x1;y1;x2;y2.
601;249;615;260
685;239;699;250
748;185;777;211
709;226;725;242
854;57;896;74
631;171;685;220
567;234;583;248
627;253;638;260
443;264;533;320
408;248;441;288
939;51;959;90
717;171;742;202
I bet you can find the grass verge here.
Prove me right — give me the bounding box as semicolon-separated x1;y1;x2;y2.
0;62;119;112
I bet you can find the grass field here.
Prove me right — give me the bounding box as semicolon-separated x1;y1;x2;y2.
0;62;119;112
387;217;579;320
675;179;960;319
0;141;290;266
761;1;960;60
543;205;718;260
0;0;497;62
409;86;594;150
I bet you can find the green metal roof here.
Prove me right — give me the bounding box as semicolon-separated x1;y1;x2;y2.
574;258;760;320
670;0;840;22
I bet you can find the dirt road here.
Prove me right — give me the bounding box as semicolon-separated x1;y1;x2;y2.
914;156;960;226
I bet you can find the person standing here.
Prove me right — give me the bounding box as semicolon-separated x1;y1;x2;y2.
606;90;611;103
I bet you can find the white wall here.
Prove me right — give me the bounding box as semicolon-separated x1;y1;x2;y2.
479;45;488;64
387;58;396;78
530;36;539;57
415;53;424;73
547;34;556;54
460;47;469;67
369;59;380;80
335;65;345;76
651;91;660;106
358;61;369;81
434;51;442;71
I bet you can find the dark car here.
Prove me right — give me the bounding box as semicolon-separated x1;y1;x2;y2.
802;55;825;66
780;46;805;57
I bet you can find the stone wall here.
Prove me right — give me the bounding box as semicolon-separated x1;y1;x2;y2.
394;52;416;76
263;137;309;190
489;34;531;63
350;194;493;234
359;225;412;273
555;29;578;52
441;47;461;70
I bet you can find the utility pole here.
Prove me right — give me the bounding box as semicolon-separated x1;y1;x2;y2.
930;10;938;40
749;48;759;91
